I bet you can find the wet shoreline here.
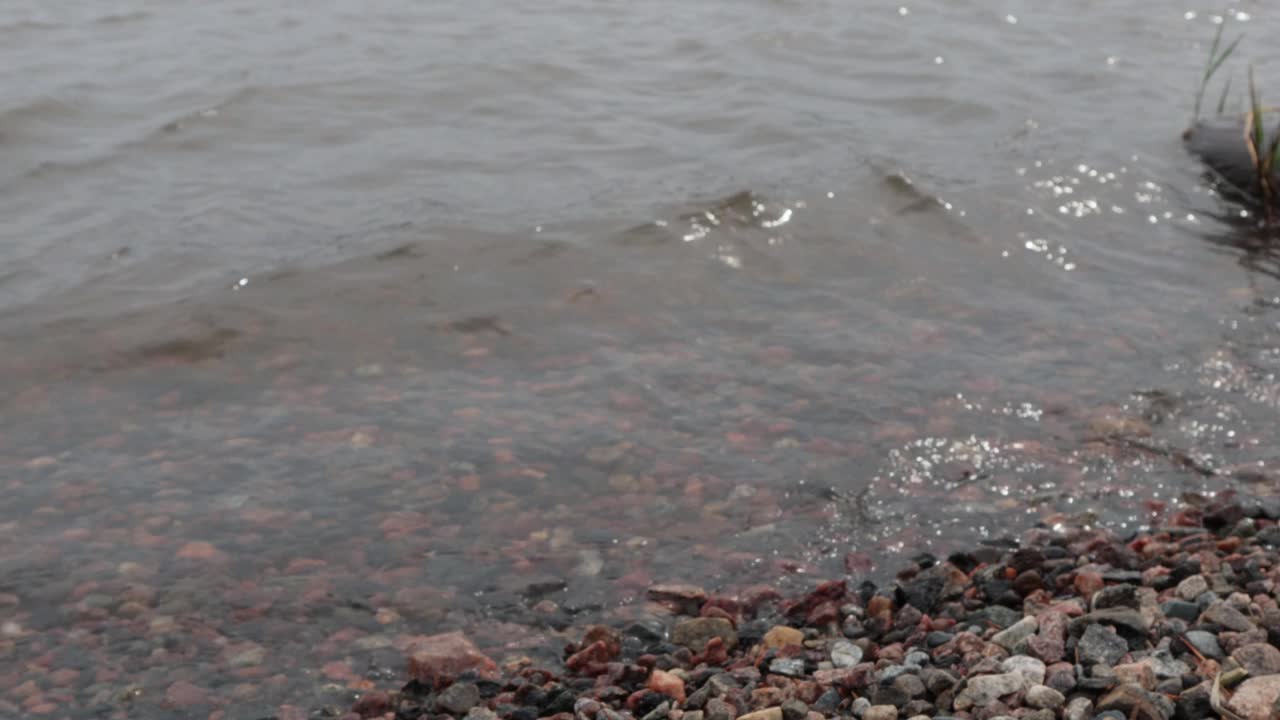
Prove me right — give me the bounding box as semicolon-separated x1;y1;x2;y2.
322;497;1280;720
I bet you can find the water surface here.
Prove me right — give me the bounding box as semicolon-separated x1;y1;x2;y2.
3;2;1280;718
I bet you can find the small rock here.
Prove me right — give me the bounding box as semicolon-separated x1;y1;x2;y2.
991;616;1038;650
1000;656;1046;685
705;698;735;720
1024;684;1065;710
1202;601;1255;632
891;674;926;699
921;668;958;696
1078;624;1127;666
1044;662;1076;693
1159;600;1199;622
1177;575;1209;601
1112;663;1156;691
1063;696;1092;720
406;632;497;682
903;650;930;668
736;709;782;720
954;672;1026;709
1233;643;1280;676
1183;630;1223;659
850;698;871;718
1096;683;1171;720
436;683;480;715
1226;674;1280;720
862;707;898;720
649;669;686;704
165;681;209;708
779;699;807;720
672;618;737;652
768;658;806;677
1092;584;1139;610
763;626;804;650
831;640;863;668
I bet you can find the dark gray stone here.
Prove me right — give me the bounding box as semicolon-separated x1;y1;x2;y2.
972;605;1023;629
1092;584;1139;611
1078;624;1128;666
437;683;481;715
922;668;958;696
925;631;954;647
1159;600;1199;622
780;699;807;720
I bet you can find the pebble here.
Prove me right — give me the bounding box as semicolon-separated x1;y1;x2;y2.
436;683;480;715
1063;696;1093;720
991;616;1038;650
1077;624;1127;666
672;618;737;652
1024;684;1065;710
861;706;897;720
762;626;804;650
1176;575;1209;601
1202;601;1255;632
830;640;862;668
736;708;782;720
1158;599;1199;622
1183;630;1224;659
1000;655;1046;685
954;672;1026;709
1227;674;1280;719
1233;643;1280;676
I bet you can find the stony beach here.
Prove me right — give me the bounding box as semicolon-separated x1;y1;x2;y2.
335;499;1280;720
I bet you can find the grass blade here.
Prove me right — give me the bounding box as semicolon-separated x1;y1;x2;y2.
1194;18;1244;120
1217;76;1233;115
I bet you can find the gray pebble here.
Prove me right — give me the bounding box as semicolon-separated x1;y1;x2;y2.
1183;630;1223;659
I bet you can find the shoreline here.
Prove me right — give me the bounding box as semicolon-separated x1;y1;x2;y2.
333;498;1280;720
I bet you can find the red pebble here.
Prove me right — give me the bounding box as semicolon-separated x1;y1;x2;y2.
647;668;686;703
566;641;612;672
406;631;497;683
1072;571;1104;597
694;637;729;666
700;606;736;626
351;691;392;718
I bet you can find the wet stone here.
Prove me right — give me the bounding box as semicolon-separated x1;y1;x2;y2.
1077;624;1127;666
672;618;737;652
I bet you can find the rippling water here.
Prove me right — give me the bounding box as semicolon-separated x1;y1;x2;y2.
3;2;1280;718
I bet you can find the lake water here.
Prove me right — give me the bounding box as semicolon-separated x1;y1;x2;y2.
3;2;1280;718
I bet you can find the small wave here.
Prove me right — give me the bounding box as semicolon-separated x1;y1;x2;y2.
0;96;77;125
94;11;150;25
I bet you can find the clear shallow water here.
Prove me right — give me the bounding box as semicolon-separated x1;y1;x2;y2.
3;2;1280;718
